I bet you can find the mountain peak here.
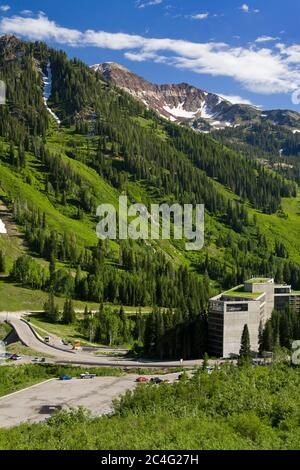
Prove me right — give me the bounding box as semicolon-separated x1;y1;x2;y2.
0;34;23;48
90;62;300;133
92;62;130;73
0;34;28;61
91;62;248;128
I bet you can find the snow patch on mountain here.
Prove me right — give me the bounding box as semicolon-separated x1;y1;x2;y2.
40;64;61;125
163;103;198;119
210;120;233;129
163;101;218;121
199;103;215;119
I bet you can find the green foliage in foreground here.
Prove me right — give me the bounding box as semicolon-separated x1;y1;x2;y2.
1;365;300;450
0;364;122;397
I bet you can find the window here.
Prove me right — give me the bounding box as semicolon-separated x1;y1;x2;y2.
226;304;248;312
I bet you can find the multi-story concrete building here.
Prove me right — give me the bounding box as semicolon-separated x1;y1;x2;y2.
208;278;300;358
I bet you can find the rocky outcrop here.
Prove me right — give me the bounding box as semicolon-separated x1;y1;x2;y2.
91;62;300;133
92;62;237;129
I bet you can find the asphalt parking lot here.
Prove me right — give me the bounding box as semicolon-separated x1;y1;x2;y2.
0;373;179;428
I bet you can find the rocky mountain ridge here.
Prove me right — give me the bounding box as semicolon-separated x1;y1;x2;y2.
92;62;300;133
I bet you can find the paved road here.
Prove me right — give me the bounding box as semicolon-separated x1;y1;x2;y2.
0;373;179;428
1;313;205;368
25;320;128;355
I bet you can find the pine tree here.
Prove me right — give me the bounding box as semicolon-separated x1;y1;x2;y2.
156;309;165;359
62;299;76;325
0;250;6;273
44;293;59;323
136;307;145;343
262;320;274;352
53;305;60;323
81;305;91;335
202;352;209;371
119;304;125;318
9;143;15;165
49;254;56;284
75;265;82;293
42;212;46;230
144;311;157;356
239;324;251;365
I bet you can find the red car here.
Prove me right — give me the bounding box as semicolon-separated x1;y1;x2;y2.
10;354;22;361
136;376;149;383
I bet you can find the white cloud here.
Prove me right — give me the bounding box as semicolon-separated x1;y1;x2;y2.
124;51;167;64
240;4;259;14
255;36;280;43
191;13;209;21
241;4;249;12
277;43;300;65
1;13;299;96
20;10;33;16
219;94;259;106
135;0;163;8
0;4;10;12
0;13;82;44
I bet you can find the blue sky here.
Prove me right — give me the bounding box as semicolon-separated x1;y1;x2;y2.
0;0;300;110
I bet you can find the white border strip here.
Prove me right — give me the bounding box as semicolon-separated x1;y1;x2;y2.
0;378;56;401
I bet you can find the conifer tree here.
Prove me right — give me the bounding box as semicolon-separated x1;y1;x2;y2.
262;320;274;352
202;352;209;371
239;324;251;365
49;254;56;284
0;250;6;273
44;293;59;323
62;299;76;325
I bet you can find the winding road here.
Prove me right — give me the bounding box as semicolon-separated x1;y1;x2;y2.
0;311;200;429
0;312;204;368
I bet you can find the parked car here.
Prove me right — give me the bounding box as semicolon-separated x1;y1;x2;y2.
44;337;51;343
136;376;149;383
0;352;12;359
10;354;22;361
150;377;163;384
79;372;96;380
59;375;73;381
32;357;46;363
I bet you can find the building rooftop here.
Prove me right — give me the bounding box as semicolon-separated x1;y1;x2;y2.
245;277;273;284
223;285;263;300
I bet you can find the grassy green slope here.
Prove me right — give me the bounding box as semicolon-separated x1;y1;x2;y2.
254;194;300;264
2;126;300;311
0;160;97;246
1;35;300;310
